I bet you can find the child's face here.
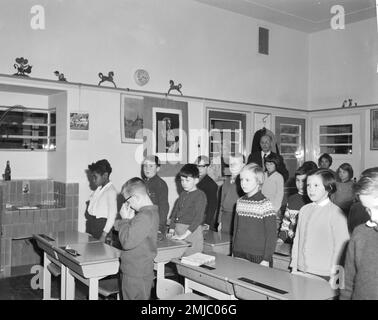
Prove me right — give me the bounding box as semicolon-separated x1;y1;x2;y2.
229;157;244;176
307;175;329;203
196;160;208;178
295;174;307;193
319;158;331;169
122;192;139;211
240;170;259;196
92;172;108;187
265;162;276;174
143;160;159;179
359;193;378;214
338;168;349;182
180;176;198;192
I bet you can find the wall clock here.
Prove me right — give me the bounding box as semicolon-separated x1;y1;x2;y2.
134;69;150;86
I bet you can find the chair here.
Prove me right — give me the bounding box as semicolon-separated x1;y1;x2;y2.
98;277;120;300
156;278;208;300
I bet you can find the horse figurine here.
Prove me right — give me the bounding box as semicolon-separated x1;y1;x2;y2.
54;71;67;81
167;80;183;95
98;71;117;88
13;57;32;77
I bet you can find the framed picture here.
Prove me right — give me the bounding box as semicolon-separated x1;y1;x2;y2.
120;94;144;143
152;107;183;162
370;109;378;150
70;112;89;130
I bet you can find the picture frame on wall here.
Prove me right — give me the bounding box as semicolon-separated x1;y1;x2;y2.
152;107;183;162
370;109;378;150
120;94;144;143
70;111;89;140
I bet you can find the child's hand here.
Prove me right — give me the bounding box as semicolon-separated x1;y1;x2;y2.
260;260;269;267
167;229;175;238
172;230;191;240
120;202;135;220
217;222;222;232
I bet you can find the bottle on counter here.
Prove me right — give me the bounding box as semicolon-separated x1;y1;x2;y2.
4;160;11;181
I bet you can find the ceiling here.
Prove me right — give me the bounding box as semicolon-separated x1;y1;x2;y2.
194;0;377;33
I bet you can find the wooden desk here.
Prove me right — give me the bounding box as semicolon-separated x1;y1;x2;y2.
55;242;120;300
273;242;291;272
154;238;190;279
173;253;336;300
203;230;231;256
33;231;99;300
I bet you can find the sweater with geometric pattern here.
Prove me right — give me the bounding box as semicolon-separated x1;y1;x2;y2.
232;191;277;261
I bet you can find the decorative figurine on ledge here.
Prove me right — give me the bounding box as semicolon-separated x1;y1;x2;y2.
3;160;11;181
348;98;353;107
167;80;183;95
13;57;32;77
342;100;347;108
54;70;67;81
98;71;117;88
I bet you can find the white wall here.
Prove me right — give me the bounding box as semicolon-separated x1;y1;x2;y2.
0;0;309;109
308;18;378;109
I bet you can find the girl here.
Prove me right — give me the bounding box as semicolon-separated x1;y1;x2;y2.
290;169;349;280
341;167;378;300
318;153;336;178
331;163;355;215
86;159;118;242
232;164;277;266
261;153;284;213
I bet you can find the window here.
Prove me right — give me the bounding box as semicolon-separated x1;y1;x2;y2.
0;106;56;150
279;124;301;158
319;124;352;154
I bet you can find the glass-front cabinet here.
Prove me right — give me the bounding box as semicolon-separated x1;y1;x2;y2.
0;106;56;151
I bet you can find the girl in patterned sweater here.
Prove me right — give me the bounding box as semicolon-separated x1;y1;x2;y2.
232;163;277;267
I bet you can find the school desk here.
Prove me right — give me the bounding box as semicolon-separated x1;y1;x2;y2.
154;237;190;279
203;230;231;255
173;253;336;300
33;231;99;300
55;241;121;300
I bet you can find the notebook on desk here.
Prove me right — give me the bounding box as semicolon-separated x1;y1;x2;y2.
181;253;215;267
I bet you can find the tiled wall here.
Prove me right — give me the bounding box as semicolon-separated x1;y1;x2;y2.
0;180;79;278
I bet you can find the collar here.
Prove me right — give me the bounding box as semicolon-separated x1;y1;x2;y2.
316;197;330;207
366;220;378;232
261;151;271;158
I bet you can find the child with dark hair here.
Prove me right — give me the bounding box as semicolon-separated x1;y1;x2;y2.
290;169;349;280
195;155;219;231
261;153;284;214
318;153;336;177
301;161;318;172
278;165;311;244
142;155;169;234
331;163;355;215
118;177;159;300
340;167;378;300
86;159;117;242
233;163;277;266
168;164;207;255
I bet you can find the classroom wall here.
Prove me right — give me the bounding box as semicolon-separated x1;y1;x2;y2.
0;0;309;109
308;17;378;109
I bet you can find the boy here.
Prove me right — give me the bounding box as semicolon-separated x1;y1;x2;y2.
168;164;207;256
86;159;117;242
118;177;159;300
195;155;219;231
142;155;169;234
278;165;311;243
340;167;378;300
217;153;245;235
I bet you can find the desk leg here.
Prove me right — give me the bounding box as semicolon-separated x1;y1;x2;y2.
60;265;66;300
156;262;166;279
88;278;99;300
42;253;51;300
184;278;193;293
65;270;75;300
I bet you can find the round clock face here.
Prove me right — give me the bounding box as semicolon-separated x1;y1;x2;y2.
134;69;150;86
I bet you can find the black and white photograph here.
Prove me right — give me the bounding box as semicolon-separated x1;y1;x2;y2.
0;0;377;305
152;107;182;162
